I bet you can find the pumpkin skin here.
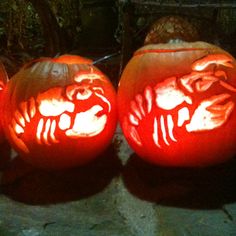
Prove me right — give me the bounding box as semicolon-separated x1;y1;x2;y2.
117;41;236;167
2;55;117;169
0;62;8;143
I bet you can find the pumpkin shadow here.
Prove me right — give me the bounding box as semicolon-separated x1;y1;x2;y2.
122;154;236;209
0;145;122;205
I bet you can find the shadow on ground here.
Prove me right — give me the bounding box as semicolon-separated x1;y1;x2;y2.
0;144;122;205
122;154;236;209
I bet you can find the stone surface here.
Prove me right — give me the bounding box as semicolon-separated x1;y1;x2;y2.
0;131;236;236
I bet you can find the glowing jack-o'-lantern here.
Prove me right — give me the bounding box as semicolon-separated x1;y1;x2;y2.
1;55;117;169
118;41;236;167
0;62;8;143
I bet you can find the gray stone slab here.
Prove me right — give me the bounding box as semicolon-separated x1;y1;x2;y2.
0;131;235;236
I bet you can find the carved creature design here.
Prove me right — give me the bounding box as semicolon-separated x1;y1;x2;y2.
10;72;111;153
123;54;236;148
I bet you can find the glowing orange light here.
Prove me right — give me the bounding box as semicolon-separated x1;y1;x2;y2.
37;118;44;144
15;124;24;135
154;77;192;110
177;107;189;127
186;94;234;132
122;52;236;150
74;72;105;83
118;42;236;167
2;54;117;170
191;54;233;71
59;114;71;130
50;120;59;143
38;99;75;116
66;105;107;138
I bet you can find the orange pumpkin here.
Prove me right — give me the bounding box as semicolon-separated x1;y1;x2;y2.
1;55;117;169
0;62;8;143
118;41;236;167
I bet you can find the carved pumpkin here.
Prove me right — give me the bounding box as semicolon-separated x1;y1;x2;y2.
1;55;117;169
0;62;8;143
117;41;236;167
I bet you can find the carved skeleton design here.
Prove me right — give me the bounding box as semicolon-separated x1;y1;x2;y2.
123;53;236;148
10;72;111;152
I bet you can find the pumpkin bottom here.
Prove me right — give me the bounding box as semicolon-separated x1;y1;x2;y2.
125;129;236;167
133;145;235;168
16;141;111;170
121;109;236;167
9;126;116;170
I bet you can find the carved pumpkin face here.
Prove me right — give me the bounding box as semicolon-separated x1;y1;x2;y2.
118;41;236;167
2;55;117;169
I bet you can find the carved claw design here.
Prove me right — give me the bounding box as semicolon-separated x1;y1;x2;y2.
123;53;236;149
192;54;233;71
155;77;192;109
186;94;234;132
123;116;142;146
10;82;110;151
180;71;214;93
